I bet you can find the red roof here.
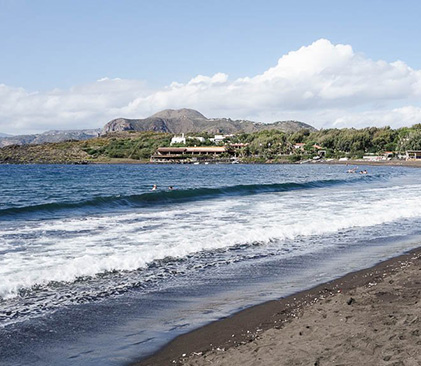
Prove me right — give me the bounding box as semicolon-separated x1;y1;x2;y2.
186;147;226;153
157;147;187;153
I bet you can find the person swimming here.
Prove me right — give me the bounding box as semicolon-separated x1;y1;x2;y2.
168;186;173;190
152;184;157;190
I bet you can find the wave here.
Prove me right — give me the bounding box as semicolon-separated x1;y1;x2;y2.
0;177;365;219
0;174;418;303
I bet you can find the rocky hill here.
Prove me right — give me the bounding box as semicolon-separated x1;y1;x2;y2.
101;109;316;135
0;141;91;164
0;132;170;164
0;109;316;149
0;129;100;148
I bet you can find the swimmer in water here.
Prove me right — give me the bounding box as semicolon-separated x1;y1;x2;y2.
152;184;157;190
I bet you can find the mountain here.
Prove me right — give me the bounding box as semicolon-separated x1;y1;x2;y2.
101;108;316;135
0;129;101;148
0;109;316;149
0;133;12;137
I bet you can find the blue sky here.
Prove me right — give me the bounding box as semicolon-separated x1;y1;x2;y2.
1;0;421;133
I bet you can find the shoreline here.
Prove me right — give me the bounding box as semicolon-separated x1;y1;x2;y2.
318;159;421;168
2;159;421;168
135;246;421;365
69;159;421;167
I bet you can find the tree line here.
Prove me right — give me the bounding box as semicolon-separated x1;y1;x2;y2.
228;124;421;160
79;124;421;162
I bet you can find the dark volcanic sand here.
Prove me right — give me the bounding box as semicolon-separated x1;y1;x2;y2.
136;247;421;366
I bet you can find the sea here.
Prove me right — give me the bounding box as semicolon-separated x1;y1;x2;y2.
1;163;421;365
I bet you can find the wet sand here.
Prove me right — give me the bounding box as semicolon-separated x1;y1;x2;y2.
136;247;421;366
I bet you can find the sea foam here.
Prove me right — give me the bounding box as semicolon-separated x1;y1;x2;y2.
1;181;421;300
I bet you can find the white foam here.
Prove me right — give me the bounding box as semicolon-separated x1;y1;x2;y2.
1;182;421;299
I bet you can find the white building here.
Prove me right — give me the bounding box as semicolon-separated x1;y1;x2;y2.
170;133;186;145
210;134;233;144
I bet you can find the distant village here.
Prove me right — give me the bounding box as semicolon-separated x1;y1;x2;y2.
2;123;421;165
150;132;421;164
152;133;244;163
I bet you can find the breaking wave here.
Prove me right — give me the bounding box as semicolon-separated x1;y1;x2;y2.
0;177;361;219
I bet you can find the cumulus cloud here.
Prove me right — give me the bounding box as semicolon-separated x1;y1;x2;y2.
1;39;421;134
0;78;151;134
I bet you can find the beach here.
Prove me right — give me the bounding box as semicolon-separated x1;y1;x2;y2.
138;247;421;366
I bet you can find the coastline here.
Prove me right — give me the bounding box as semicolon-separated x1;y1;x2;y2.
2;157;421;167
136;246;421;366
57;159;421;168
86;159;421;167
318;159;421;168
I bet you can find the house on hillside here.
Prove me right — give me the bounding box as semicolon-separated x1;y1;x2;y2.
293;143;305;151
170;134;186;145
209;134;234;144
311;144;326;157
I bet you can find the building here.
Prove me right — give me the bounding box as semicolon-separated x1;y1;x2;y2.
317;149;327;157
152;146;230;162
170;133;186;145
209;134;234;144
384;151;394;160
406;150;421;160
230;143;249;149
293;143;305;150
186;147;227;155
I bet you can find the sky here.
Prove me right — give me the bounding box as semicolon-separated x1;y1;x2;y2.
1;0;421;134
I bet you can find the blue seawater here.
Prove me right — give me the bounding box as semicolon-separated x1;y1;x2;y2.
1;163;421;365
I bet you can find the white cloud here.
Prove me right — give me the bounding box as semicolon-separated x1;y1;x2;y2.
331;106;421;128
1;39;421;134
0;78;151;134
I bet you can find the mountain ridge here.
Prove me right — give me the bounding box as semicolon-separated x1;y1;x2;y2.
101;108;316;135
0;129;100;148
0;109;316;148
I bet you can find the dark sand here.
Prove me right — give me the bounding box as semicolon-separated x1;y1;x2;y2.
136;248;421;366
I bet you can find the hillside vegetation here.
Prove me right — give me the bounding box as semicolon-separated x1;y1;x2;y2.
227;125;421;162
1;125;421;164
0;132;171;164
